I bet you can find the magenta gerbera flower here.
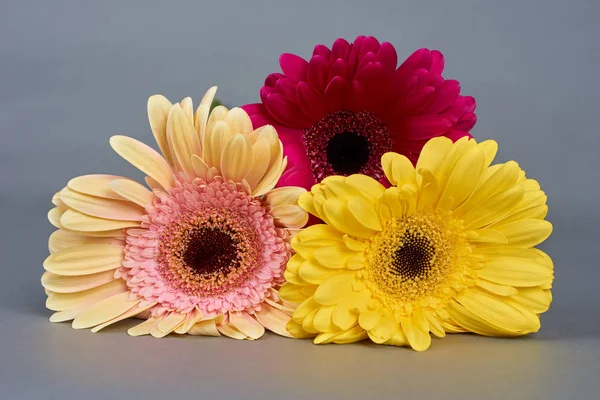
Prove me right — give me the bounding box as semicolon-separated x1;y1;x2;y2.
243;36;477;189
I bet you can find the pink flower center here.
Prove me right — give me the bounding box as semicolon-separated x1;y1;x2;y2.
303;110;392;181
119;179;290;317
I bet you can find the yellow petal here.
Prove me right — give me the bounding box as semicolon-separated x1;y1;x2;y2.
323;198;376;239
298;259;339;284
466;229;507;244
416;169;440;211
358;307;381;331
453;289;540;335
437;147;485;210
110;136;174;190
492;219;553;248
166;106;202;178
313;273;354;306
344;174;386;200
147;94;175;165
368;308;396;343
43;244;124;276
381;152;416;187
60;187;145;221
72;292;139;329
477;255;553;287
383;328;409;346
331;325;368;344
108;179;154;208
476;279;518;296
68;174;127;200
416;136;453;175
461;186;524;230
41;270;116;293
511;287;552;313
60;209;139;232
220;133;253;182
332;300;358;330
347;196;382;231
313;306;337;332
46;280;127;311
478;140;498;167
400;317;432;351
285;319;316;338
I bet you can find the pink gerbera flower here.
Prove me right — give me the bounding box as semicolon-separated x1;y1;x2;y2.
243;36;477;189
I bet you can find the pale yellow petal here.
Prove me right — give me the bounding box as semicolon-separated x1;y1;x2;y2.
108;179;154;208
110;136;174;190
48;230;123;253
43;244;124;276
190;154;209;181
187;318;222;336
60;209;139;232
91;302;155;332
127;317;158;336
48;207;65;229
244;138;272;189
72;292;139;329
194;86;218;142
152;313;187;338
147;94;175;165
216;320;248;340
254;303;294;337
269;205;308;228
224;107;253;135
220;133;253;182
174;310;204;334
68;174;126;200
166;107;202;178
46;280;127;311
203;120;231;171
228;312;266;339
179;96;193;120
41;270;116;293
60;187;145;221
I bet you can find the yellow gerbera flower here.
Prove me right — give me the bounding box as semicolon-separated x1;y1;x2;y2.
281;137;553;351
43;87;308;339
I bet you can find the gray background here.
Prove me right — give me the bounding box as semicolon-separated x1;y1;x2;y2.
1;0;599;398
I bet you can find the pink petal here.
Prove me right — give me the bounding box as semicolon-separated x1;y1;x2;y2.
307;55;330;92
297;82;328;121
279;53;309;82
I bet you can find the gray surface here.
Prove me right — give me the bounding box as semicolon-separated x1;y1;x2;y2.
1;0;599;398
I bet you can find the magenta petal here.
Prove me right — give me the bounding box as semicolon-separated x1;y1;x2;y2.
275;125;304;147
422;80;460;115
377;42;398;73
265;72;285;87
327;58;348;81
277;167;315;190
380;87;436;122
397;48;432;77
324;76;350;111
345;81;369;112
260;86;276;104
275;78;299;101
279;53;309;82
264;93;312;128
357;51;377;73
347;36;365;71
241;103;264;117
358;36;381;60
402;116;453;139
308;55;330;92
430;50;445;75
456;113;477;131
313;44;331;59
250;113;274;129
445;130;472;142
297;82;328;121
463;96;477;113
331;38;351;61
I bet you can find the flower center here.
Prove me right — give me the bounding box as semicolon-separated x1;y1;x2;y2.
304;110;392;181
363;210;473;310
182;227;241;276
325;131;371;175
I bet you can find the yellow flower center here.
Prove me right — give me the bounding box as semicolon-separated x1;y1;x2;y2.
363;209;474;312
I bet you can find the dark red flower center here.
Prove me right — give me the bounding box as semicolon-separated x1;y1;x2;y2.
303;110;392;181
182;227;241;276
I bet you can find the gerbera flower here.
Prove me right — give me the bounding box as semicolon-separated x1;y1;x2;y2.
280;137;553;351
43;87;308;339
243;35;477;190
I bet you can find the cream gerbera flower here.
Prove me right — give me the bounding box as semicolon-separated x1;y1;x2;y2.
43;87;308;339
281;137;553;351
